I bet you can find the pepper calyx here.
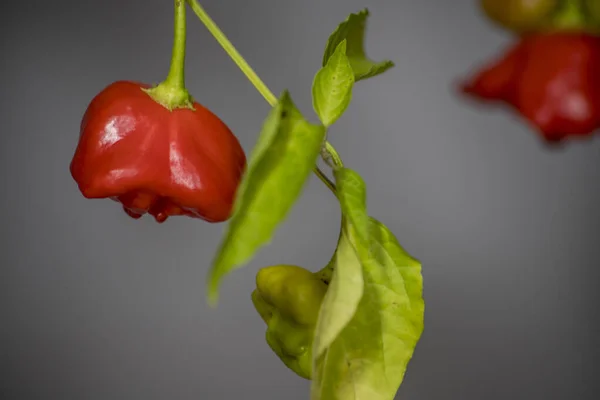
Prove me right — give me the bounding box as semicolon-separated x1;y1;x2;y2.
142;83;195;111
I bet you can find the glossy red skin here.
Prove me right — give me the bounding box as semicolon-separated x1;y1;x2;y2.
461;33;600;142
70;81;246;223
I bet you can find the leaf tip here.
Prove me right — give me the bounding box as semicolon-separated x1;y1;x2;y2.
207;284;220;308
206;266;222;307
336;38;348;54
277;90;299;118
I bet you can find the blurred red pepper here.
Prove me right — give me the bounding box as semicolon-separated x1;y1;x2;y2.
70;81;246;223
461;32;600;143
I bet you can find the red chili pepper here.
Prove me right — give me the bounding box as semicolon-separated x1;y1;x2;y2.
70;2;247;223
70;80;246;223
460;32;600;143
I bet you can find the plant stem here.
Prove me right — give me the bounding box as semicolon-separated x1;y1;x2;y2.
186;0;277;106
165;0;188;89
324;142;344;168
315;142;345;282
186;0;342;194
144;0;193;110
313;167;337;193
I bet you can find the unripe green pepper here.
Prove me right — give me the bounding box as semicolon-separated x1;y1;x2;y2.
480;0;559;33
251;265;329;379
584;0;600;25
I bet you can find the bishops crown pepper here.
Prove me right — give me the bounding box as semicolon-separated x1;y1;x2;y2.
461;0;600;143
70;2;246;223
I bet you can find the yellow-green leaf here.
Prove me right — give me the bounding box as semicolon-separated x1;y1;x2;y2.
207;91;326;304
311;218;425;400
312;40;355;127
322;9;394;82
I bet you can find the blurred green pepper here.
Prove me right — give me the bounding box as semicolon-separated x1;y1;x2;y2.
480;0;559;33
584;0;600;25
251;264;329;379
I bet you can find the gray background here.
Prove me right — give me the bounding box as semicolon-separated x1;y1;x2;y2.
1;0;599;399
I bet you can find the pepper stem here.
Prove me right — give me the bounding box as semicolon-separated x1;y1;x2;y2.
144;0;194;110
553;0;587;31
165;0;187;89
186;0;277;106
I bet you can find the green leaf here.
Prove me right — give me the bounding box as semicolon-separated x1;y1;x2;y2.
207;91;326;304
322;9;394;82
333;167;369;245
311;167;369;360
312;222;364;360
311;217;425;400
312;40;355;127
